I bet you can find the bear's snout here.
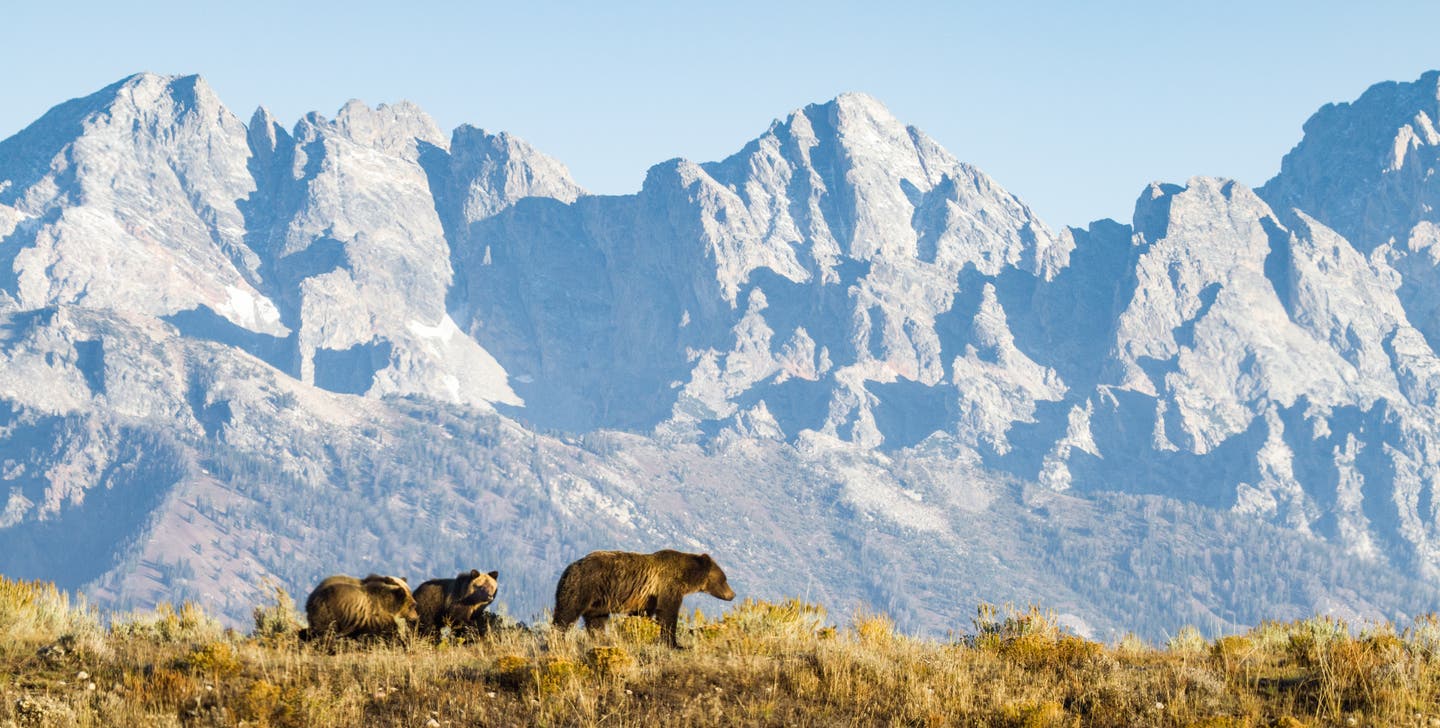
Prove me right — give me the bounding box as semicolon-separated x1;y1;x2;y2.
460;585;495;606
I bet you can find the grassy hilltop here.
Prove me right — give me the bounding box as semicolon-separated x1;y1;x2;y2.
2;576;1440;726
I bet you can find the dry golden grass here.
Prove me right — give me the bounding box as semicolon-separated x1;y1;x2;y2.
1;579;1439;726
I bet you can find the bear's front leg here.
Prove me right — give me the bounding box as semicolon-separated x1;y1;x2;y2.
583;613;610;634
551;604;581;631
655;595;685;648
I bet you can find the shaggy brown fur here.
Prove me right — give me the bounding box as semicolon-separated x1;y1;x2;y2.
552;550;735;647
301;574;419;641
414;569;499;637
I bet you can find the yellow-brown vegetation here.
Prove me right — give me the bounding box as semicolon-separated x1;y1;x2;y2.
1;576;1439;726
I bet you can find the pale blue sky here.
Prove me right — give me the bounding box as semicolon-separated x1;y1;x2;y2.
3;1;1438;228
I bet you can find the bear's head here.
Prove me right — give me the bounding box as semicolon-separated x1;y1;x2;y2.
455;569;500;608
695;554;735;601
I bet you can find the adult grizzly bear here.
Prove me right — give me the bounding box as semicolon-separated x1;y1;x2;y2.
552;550;735;648
301;574;419;641
414;569;499;637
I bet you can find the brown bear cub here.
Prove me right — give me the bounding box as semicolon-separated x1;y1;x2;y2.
413;569;499;638
552;550;735;648
301;574;419;641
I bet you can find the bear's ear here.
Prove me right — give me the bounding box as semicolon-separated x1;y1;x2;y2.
487;570;499;581
462;569;480;581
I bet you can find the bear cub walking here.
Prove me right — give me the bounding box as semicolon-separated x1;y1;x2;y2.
552;550;735;648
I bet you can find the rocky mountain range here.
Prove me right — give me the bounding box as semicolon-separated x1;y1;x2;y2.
2;70;1439;639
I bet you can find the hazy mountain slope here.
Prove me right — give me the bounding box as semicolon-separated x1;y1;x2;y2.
2;72;1440;638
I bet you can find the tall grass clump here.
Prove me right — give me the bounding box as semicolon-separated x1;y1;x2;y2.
251;586;303;643
1165;624;1210;656
0;575;102;656
693;597;830;653
1403;613;1440;661
969;602;1102;669
110;601;227;644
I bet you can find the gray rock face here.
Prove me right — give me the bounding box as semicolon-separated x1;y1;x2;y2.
245;98;523;406
1074;178;1440;568
3;72;1440;637
1259;70;1440;253
456;93;1065;445
0;74;549;409
1259;71;1440;356
438;125;584;226
0;74;273;331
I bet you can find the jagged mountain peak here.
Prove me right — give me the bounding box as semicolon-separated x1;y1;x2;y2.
810;91;912;135
109;72;219;109
827;90;889;110
673;90;1057;283
3;71;236;151
451;124;531;147
1133;176;1261;243
246;105;288;157
289;97;445;156
445;124;584;222
249;105;278;130
0;73;230;203
0;70;267;327
1259;69;1440;251
1291;70;1440;153
57;72;234;139
448;123;584;180
773;91;956;175
47;72;221;117
702;91;951;185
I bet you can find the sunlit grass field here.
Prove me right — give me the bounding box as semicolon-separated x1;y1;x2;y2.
3;575;1439;726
